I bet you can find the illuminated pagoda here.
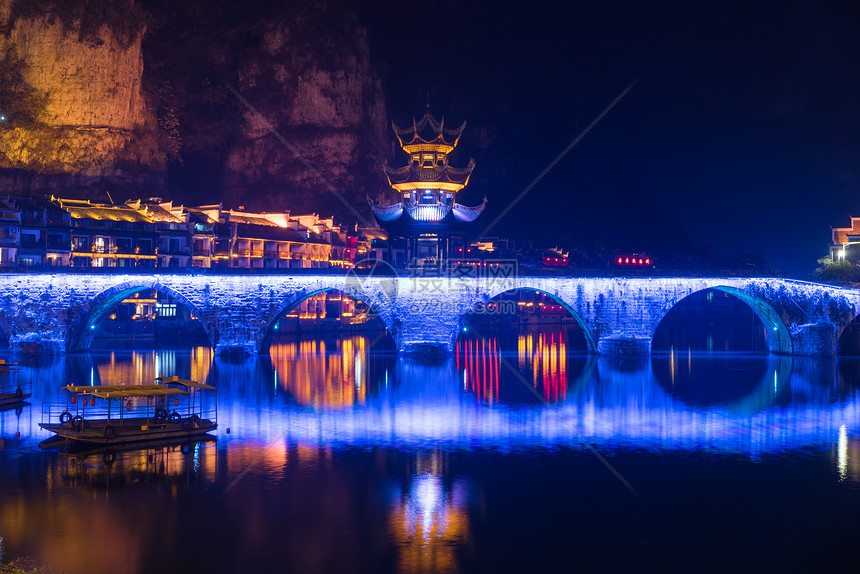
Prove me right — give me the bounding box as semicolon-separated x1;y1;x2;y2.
370;110;486;266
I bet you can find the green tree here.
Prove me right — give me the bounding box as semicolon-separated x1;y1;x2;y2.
812;256;860;282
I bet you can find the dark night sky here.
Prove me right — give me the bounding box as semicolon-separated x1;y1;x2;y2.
352;0;860;276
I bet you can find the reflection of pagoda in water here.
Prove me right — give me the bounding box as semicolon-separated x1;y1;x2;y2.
388;452;470;573
370;109;486;267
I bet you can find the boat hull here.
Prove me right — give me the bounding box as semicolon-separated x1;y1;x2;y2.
0;392;30;407
40;417;216;445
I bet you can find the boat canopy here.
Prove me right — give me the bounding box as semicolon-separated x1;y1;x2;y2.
91;388;188;399
157;376;216;390
63;384;189;399
62;376;215;398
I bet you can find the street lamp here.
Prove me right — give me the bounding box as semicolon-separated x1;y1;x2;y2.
838;241;860;261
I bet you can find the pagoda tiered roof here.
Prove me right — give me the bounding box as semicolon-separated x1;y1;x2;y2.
451;199;487;222
370;197;486;225
371;108;485;230
392;111;467;154
383;159;476;193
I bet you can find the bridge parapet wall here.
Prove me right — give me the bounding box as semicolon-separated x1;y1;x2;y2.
0;274;855;358
0;274;392;356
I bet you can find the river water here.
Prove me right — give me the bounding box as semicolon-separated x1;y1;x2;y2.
1;329;859;573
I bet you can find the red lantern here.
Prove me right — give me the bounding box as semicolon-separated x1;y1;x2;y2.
174;398;179;407
71;395;77;404
126;401;132;411
90;398;96;407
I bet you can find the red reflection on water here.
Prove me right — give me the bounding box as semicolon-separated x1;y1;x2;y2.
457;333;568;403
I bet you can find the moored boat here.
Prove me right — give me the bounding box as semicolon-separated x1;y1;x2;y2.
0;359;30;408
39;376;217;445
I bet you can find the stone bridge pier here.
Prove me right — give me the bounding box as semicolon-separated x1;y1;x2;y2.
0;273;856;358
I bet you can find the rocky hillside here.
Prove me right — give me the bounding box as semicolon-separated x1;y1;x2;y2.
0;0;389;221
222;12;389;217
0;0;164;194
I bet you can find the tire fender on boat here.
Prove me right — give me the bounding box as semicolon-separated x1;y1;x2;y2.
72;415;86;432
169;412;181;424
104;425;117;440
59;411;72;424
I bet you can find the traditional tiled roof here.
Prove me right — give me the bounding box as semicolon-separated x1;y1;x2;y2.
392;111;467;155
452;199;487;223
391;110;466;141
54;198;152;223
370;203;403;222
234;222;326;243
130;201;184;223
370;200;485;225
383;160;475;187
229;214;281;227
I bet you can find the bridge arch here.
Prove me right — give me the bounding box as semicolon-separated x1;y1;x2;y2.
67;281;212;353
651;285;792;354
258;287;395;355
836;315;860;356
459;286;597;355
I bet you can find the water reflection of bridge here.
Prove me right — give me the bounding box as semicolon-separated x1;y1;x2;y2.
8;343;860;458
6;341;860;574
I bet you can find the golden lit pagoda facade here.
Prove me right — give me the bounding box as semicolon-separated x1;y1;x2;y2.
370;110;486;266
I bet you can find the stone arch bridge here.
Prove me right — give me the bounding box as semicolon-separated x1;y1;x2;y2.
0;273;857;357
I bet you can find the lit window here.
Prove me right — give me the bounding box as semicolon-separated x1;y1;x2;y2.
156;303;177;318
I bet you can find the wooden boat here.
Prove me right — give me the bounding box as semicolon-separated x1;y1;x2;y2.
39;376;217;445
0;359;30;408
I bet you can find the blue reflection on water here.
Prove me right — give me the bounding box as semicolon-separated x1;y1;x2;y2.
3;344;860;461
3;336;860;572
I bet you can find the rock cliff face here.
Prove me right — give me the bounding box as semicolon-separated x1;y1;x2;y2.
220;4;388;219
0;0;164;193
0;0;388;220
